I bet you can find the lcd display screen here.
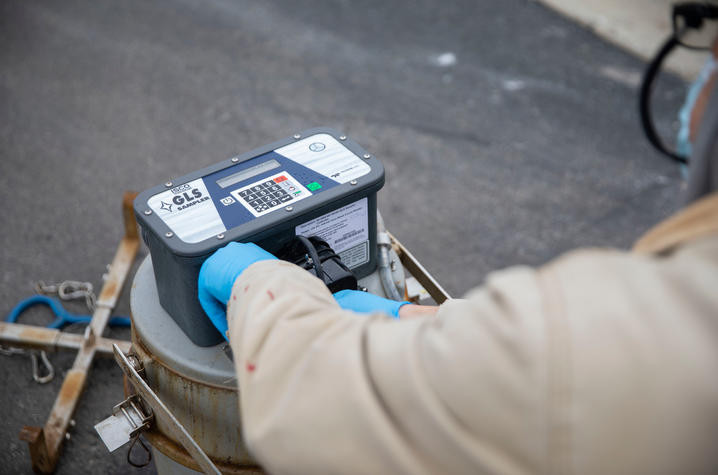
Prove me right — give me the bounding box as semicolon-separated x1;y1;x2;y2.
216;159;280;189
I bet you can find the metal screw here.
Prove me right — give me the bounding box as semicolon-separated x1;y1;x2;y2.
350;180;358;185
363;153;371;159
339;135;347;141
69;419;76;428
293;133;301;139
231;157;239;163
165;232;173;238
127;354;145;374
165;181;173;187
217;233;225;240
65;433;71;441
144;209;152;215
285;206;293;212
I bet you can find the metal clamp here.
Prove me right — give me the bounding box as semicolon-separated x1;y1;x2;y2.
116;395;153;439
95;394;153;453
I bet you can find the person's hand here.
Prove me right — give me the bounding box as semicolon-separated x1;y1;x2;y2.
333;289;409;319
198;242;277;338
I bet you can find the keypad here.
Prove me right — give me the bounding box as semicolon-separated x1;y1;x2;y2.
238;175;302;213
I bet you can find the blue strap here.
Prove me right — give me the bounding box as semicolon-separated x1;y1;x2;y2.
6;295;131;329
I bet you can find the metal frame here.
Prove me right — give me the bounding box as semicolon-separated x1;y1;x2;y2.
387;231;451;304
1;192;140;474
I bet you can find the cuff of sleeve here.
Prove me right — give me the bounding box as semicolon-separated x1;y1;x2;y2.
393;301;411;318
226;260;336;337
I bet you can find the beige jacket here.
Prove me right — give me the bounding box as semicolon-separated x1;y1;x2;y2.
227;193;718;475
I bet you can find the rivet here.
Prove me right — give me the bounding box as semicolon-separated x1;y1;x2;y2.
285;206;293;212
217;233;225;239
165;232;174;238
339;135;347;141
293;134;301;139
231;157;239;163
350;180;358;185
65;433;71;441
127;355;143;372
363;153;371;159
165;181;173;187
144;209;152;215
69;419;76;428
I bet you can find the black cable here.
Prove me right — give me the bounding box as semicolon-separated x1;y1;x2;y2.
127;433;152;468
638;29;690;164
276;235;358;292
296;235;325;283
639;2;718;164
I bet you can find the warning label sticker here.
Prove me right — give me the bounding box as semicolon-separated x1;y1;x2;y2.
295;198;370;268
338;241;370;269
148;178;226;243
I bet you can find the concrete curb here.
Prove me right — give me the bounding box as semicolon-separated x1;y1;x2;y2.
537;0;715;79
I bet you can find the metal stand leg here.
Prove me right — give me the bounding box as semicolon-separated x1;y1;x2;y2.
1;192;141;474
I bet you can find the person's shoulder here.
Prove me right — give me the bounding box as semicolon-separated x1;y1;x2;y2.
531;235;718;333
461;246;631;302
544;234;718;282
544;245;632;271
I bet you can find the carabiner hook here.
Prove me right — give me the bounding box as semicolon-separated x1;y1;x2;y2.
31;350;54;384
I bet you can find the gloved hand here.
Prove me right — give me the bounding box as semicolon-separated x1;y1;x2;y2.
198;241;277;338
333;289;410;319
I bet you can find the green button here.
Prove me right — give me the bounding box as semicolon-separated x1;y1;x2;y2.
306;182;322;191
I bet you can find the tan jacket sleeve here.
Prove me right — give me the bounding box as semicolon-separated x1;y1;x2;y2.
227;237;718;475
227;260;549;474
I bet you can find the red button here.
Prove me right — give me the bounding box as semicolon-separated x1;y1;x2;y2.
274;176;287;183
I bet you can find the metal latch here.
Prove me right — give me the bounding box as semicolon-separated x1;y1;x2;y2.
95;394;153;452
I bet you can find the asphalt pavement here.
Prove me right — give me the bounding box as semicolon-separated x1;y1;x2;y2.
0;0;687;473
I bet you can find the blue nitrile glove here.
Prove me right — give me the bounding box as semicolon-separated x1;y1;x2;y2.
333;289;410;319
198;242;277;338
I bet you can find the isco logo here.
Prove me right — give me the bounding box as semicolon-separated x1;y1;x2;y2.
170;183;191;194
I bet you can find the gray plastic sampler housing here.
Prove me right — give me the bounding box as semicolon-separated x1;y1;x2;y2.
134;128;385;346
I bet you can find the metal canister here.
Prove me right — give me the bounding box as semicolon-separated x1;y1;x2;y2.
129;247;406;474
130;256;260;474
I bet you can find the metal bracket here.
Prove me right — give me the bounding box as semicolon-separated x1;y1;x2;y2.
95;394;153;452
112;345;222;475
387;231;451;304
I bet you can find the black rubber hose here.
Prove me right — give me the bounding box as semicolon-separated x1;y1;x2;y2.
639;30;690;164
